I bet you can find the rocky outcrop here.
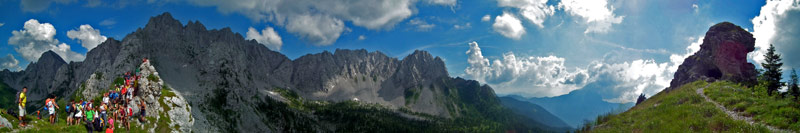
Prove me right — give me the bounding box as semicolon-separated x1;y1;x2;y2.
0;115;11;128
136;59;193;133
161;91;193;133
667;22;757;91
136;60;163;115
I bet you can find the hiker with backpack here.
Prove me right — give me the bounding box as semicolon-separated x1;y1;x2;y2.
17;87;27;127
66;100;74;125
121;103;130;130
93;105;103;132
99;103;107;128
75;100;84;125
46;95;60;124
139;100;147;123
85;104;96;133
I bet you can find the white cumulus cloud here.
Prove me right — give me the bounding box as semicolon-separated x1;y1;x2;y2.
464;38;702;103
465;42;587;97
8;19;85;62
188;0;416;46
246;26;283;51
0;54;21;71
67;24;108;51
750;0;800;67
492;12;526;40
497;0;555;28
558;0;624;33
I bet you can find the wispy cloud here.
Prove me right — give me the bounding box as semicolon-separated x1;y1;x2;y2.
99;18;116;26
408;18;436;31
586;37;670;55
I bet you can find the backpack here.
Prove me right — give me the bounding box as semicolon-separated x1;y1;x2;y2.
15;91;20;104
46;99;54;108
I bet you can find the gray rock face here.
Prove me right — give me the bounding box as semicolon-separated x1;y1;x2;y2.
0;12;477;132
668;22;758;90
0;115;11;128
136;60;163;116
163;92;193;133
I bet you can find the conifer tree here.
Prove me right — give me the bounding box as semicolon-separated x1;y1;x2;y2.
761;44;783;96
789;68;799;100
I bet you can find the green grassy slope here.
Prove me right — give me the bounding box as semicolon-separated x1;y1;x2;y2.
705;81;800;131
587;81;769;132
0;81;17;109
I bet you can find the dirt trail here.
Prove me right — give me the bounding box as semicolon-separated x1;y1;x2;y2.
696;85;790;132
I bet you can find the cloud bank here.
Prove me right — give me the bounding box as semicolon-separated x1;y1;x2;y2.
751;0;800;69
464;38;702;103
8;19;85;63
492;0;624;35
188;0;427;45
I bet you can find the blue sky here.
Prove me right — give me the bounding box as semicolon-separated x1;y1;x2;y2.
1;0;798;103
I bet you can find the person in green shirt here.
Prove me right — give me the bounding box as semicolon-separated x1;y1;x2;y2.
18;87;27;127
85;105;96;132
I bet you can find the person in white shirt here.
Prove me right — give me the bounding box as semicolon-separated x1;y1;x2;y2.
103;92;110;105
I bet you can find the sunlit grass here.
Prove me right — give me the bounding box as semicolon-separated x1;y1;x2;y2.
587;81;769;132
705;81;800;131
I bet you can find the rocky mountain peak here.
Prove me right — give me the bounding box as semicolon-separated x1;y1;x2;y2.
1;50;68;100
144;12;183;32
667;22;757;91
38;50;66;64
186;20;207;31
25;50;66;74
400;50;448;78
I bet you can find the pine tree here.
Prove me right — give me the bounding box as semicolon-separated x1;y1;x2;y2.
790;68;799;100
635;93;646;105
761;44;783;96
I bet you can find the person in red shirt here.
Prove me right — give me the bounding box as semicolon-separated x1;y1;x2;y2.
106;117;114;133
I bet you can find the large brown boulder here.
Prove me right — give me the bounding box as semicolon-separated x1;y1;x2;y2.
667;22;757;91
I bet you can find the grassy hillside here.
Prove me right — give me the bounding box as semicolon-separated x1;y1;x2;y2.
586;81;769;132
705;81;800;131
499;96;572;130
0;81;17;109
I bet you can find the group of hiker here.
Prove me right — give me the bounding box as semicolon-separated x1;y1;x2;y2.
13;58;150;133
